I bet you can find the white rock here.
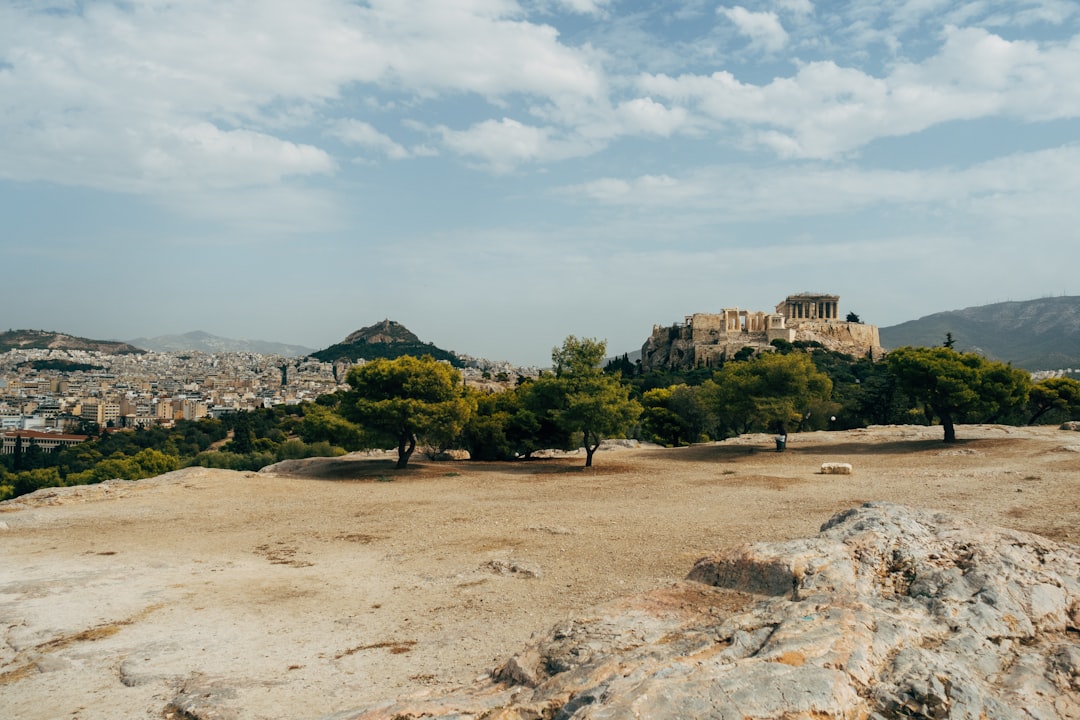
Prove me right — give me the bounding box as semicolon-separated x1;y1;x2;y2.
341;503;1080;720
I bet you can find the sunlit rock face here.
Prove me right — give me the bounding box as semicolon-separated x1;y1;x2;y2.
343;502;1080;720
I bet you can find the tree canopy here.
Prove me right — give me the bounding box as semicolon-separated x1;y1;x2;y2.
1027;376;1080;425
341;355;473;468
641;384;710;446
701;351;833;438
547;336;642;467
886;346;1031;442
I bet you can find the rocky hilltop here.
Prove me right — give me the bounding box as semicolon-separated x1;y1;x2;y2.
348;503;1079;720
640;293;883;371
309;319;462;366
0;329;142;355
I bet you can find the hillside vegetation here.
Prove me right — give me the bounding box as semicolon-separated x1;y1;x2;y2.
0;329;142;355
309;319;462;366
879;296;1080;370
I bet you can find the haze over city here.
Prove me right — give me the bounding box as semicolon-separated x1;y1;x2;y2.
2;1;1078;366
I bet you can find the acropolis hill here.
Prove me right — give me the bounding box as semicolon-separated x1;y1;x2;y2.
641;292;883;372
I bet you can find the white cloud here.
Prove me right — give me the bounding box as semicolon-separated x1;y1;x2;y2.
613;97;690;136
369;0;604;103
775;0;814;15
147;123;336;188
436;118;552;172
639;26;1080;158
719;6;789;53
549;0;613;15
557;145;1080;225
0;0;606;191
329;120;411;160
0;118;334;194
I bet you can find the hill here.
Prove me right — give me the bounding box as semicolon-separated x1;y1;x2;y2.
1;426;1076;718
129;330;313;356
879;296;1080;370
309;319;463;366
0;329;142;355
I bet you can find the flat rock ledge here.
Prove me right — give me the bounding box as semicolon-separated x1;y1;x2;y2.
339;502;1080;720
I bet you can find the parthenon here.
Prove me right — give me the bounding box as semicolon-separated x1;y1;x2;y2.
640;293;882;371
777;293;840;321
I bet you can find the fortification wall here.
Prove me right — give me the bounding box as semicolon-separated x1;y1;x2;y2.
640;296;883;372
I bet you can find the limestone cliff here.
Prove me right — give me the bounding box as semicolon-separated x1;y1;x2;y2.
640;294;883;372
641;316;882;371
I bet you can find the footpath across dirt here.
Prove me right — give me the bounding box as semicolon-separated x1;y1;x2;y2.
1;425;1078;719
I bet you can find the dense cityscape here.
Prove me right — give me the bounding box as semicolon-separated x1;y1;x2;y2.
0;345;531;456
0;348;338;439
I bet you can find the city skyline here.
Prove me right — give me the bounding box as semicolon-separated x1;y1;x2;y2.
2;1;1078;366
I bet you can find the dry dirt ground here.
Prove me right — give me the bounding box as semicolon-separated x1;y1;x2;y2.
1;424;1079;720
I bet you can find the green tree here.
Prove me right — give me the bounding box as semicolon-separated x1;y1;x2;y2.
1027;376;1080;425
227;412;256;454
342;355;473;469
547;336;642;467
11;467;62;498
886;346;1031;443
460;388;521;461
641;384;710;446
849;361;908;426
298;403;366;450
513;376;577;458
702;351;833;438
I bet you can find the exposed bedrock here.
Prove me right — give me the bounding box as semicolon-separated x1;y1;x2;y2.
337;502;1080;720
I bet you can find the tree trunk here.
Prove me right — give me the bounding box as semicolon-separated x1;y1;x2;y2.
584;431;600;467
938;410;957;443
1028;407;1050;425
396;433;416;469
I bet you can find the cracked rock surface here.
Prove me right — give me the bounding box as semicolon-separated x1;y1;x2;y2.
344;503;1080;720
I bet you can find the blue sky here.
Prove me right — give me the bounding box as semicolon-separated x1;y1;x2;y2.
2;0;1078;366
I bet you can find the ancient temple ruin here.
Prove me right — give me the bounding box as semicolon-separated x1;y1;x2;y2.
640;293;882;372
776;293;840;320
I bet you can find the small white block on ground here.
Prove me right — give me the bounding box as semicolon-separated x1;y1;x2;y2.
820;462;853;475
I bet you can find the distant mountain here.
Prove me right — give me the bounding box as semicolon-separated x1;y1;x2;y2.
0;329;143;355
310;320;463;366
879;296;1080;370
129;331;314;357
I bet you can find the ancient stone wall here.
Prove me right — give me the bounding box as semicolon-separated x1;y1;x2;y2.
640;295;883;372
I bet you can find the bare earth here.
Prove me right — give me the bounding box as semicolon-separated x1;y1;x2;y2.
2;424;1079;720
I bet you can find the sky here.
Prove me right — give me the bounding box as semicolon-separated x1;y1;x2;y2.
2;0;1079;367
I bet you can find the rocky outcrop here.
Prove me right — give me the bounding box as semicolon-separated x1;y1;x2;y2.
339;503;1080;720
309;319;462;365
